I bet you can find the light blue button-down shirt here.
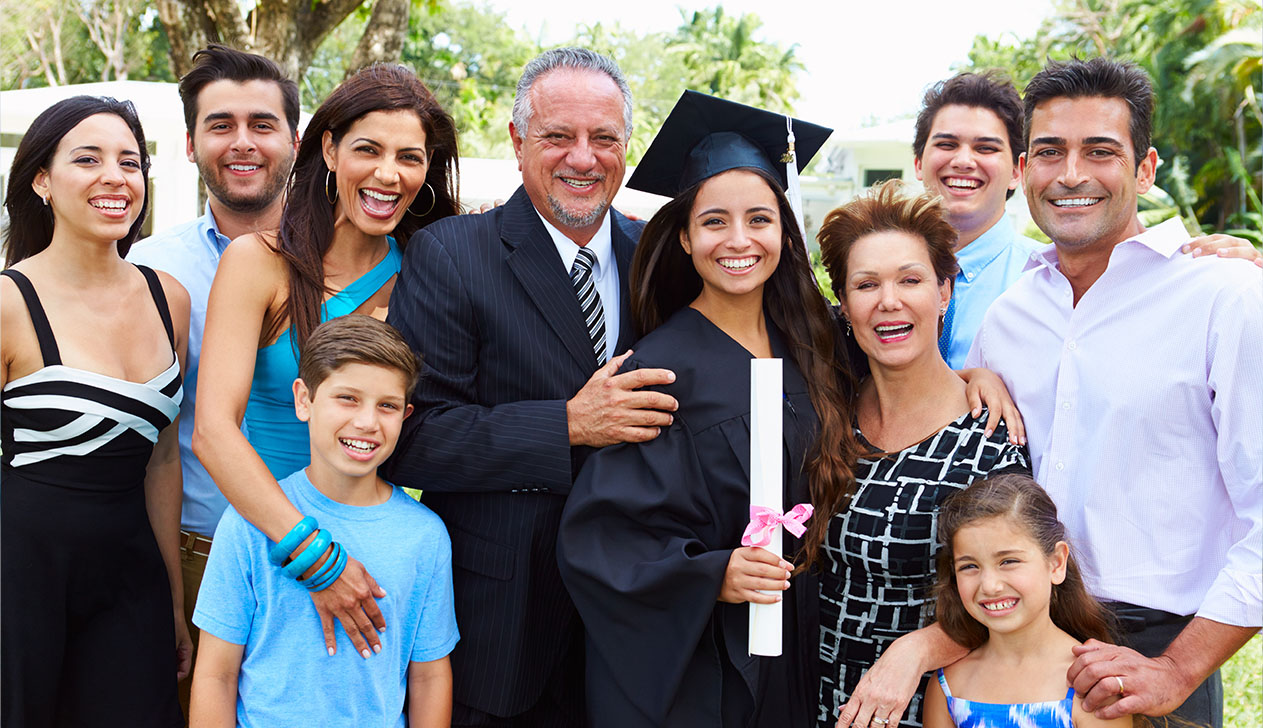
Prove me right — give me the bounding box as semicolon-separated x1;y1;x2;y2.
941;218;1041;369
128;205;235;536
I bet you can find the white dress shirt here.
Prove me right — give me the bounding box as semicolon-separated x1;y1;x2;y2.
966;217;1262;626
536;210;620;363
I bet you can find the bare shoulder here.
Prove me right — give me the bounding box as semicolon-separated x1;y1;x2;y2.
153;269;191;315
215;232;287;299
221;231;286;273
153;269;191;341
1;273;40;382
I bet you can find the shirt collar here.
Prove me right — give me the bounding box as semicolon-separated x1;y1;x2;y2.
1028;215;1191;273
535;209;614;279
202;203;233;257
955;216;1016;278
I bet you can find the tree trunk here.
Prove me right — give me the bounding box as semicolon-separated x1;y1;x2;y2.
157;0;364;82
346;0;410;76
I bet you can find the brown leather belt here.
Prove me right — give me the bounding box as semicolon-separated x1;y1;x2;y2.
180;529;214;558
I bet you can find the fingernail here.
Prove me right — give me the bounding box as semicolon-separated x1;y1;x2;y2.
373;643;382;654
783;581;791;590
1194;247;1203;255
328;647;336;656
985;429;994;438
972;407;981;417
1182;244;1190;252
667;372;676;382
361;648;371;659
379;626;387;633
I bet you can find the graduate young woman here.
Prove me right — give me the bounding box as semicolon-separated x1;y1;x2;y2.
557;92;859;728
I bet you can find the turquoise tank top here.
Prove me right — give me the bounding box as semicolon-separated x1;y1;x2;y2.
936;668;1075;728
244;237;401;479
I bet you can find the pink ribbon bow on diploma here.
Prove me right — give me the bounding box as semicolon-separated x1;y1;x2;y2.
741;503;814;547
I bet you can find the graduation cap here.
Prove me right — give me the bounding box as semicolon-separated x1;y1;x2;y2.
627;90;832;237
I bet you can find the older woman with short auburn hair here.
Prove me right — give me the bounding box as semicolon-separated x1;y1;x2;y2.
812;180;1031;728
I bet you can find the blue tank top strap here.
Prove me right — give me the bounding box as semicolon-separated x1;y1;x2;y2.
321;236;400;320
936;668;953;697
1063;686;1075;701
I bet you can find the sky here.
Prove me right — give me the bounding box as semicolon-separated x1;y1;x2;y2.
484;0;1055;132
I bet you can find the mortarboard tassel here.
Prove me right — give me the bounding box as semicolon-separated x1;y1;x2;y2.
782;115;807;252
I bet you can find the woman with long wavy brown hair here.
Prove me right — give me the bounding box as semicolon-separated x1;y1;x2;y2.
193;64;459;657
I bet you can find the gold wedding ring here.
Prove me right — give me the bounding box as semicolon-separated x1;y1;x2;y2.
1114;675;1125;696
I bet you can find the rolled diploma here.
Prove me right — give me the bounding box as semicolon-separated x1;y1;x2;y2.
748;358;783;656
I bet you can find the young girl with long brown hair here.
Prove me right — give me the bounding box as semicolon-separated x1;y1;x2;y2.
923;473;1128;728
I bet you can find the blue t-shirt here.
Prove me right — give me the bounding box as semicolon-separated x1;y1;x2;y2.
194;469;459;727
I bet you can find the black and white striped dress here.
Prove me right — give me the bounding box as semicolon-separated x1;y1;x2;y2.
1;266;184;726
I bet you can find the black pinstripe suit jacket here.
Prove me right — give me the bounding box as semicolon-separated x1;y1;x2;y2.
385;186;644;716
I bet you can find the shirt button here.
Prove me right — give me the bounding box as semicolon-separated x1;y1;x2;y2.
965;272;976;281
1062;401;1072;410
1055;461;1065;471
1067;340;1078;351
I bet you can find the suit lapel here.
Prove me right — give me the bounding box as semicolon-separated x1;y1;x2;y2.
611;212;640;354
501;188;600;372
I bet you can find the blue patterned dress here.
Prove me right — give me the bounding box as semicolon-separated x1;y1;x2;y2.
935;669;1074;728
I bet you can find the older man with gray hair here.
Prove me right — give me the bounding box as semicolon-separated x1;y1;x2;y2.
385;47;677;727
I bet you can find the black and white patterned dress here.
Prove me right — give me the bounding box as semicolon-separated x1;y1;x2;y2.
1;267;184;727
816;410;1029;728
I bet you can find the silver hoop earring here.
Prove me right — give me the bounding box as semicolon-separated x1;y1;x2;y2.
406;183;437;218
41;195;49;207
325;169;338;205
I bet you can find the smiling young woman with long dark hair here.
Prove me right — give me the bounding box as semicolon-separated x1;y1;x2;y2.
557;92;858;728
2;95;192;726
193;64;459;658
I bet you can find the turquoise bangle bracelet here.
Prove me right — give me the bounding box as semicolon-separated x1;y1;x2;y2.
283;529;332;580
307;543;348;592
269;516;318;566
302;541;342;588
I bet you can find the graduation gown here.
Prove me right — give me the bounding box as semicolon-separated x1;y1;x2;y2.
557;306;820;728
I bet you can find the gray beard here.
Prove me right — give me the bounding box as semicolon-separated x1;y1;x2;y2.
547;194;609;230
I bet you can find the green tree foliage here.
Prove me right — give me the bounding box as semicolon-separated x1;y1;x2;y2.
2;0;174;89
402;2;539;159
960;0;1262;237
572;7;801;162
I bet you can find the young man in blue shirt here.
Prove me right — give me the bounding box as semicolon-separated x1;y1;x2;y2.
191;315;457;727
127;43;300;711
912;71;1040;369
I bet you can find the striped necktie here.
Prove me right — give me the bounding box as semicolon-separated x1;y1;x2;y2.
937;293;956;361
570;247;607;364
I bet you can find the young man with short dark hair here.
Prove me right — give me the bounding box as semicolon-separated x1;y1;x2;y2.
128;43;300;711
912;71;1040;368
